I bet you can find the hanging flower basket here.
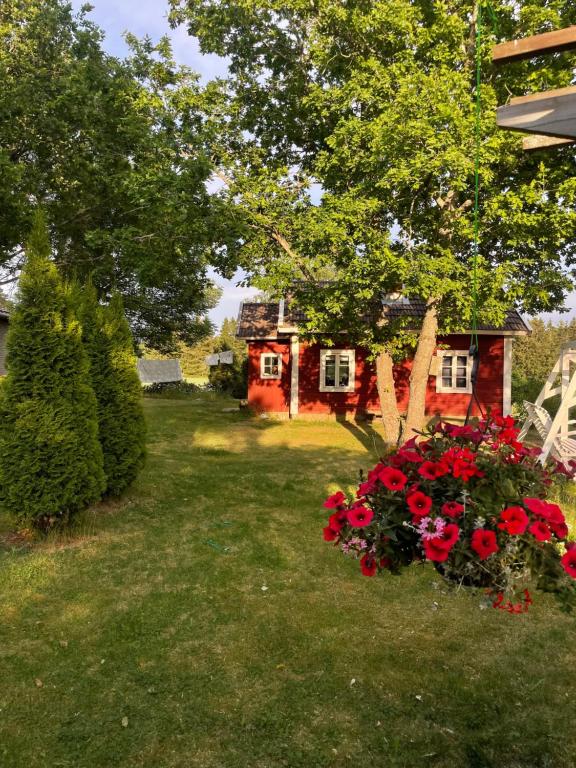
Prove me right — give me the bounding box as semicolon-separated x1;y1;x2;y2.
323;415;576;613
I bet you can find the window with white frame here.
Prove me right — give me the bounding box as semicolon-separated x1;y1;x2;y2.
320;349;355;393
260;353;282;379
436;351;473;394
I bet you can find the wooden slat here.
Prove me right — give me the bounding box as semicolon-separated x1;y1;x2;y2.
493;25;576;63
522;134;575;151
510;85;576;105
496;85;576;139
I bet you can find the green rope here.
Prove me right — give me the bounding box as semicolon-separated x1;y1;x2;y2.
471;1;483;353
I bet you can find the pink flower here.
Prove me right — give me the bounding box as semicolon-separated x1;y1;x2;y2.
498;506;529;535
407;491;433;517
378;466;408;491
416;516;445;541
347;506;374;528
441;501;464;518
323;491;346;509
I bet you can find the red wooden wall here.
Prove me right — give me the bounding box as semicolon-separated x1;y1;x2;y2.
247;335;505;418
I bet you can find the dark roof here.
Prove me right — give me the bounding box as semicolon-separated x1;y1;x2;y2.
236;302;279;338
237;299;530;338
0;309;9;321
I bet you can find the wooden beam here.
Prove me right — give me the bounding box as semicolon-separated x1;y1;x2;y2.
496;85;576;139
522;134;575;151
493;25;576;63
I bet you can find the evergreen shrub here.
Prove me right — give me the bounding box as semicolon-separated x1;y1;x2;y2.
0;215;105;529
97;292;146;496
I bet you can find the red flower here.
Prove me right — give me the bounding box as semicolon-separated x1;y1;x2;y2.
378;466;408;491
379;556;392;569
561;549;576;579
528;520;552;542
360;554;377;577
471;529;499;560
423;539;450;562
323;491;346;509
436;523;460;549
323;526;339;542
423;524;459;562
397;450;424;464
498;506;529;535
347;506;374;527
551;521;569;540
523;497;547;516
407;491;432;517
358;479;376;496
328;511;347;532
418;461;448;480
441;501;464;518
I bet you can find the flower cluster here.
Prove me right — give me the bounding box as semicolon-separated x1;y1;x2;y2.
323;414;576;612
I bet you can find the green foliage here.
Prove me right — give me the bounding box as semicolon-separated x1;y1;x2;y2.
208;318;248;398
0;213;105;529
171;0;576;354
96;292;146;496
512;317;576;413
143;380;204;396
0;0;224;350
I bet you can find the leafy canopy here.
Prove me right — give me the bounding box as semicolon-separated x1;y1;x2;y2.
171;0;576;354
0;0;225;350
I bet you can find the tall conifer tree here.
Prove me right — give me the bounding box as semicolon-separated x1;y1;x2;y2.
0;213;105;529
96;292;146;496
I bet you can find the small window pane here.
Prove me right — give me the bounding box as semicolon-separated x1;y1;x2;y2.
325;355;336;387
339;355;350;386
456;377;467;388
262;355;279;377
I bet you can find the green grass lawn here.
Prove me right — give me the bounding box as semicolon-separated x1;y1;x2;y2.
1;396;576;768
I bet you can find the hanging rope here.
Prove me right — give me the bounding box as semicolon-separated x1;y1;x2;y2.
466;1;486;423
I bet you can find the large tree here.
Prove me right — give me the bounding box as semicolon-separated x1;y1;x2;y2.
171;0;576;441
0;0;224;350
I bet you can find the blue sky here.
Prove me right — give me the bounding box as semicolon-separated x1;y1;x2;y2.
71;1;575;328
71;0;258;329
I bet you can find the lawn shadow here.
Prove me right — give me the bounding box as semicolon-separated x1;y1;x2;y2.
335;413;388;459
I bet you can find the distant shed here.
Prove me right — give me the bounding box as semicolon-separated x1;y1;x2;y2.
137;358;183;385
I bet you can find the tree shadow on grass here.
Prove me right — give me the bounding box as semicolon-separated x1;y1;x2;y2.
335;413;388;459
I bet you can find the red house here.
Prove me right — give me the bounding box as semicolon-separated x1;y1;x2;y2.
236;298;530;421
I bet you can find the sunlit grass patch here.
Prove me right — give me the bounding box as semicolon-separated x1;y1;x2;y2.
0;394;575;767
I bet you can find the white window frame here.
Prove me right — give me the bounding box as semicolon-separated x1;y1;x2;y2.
260;352;282;379
436;350;473;394
319;349;356;393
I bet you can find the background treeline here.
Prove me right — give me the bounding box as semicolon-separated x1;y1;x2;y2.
512;317;576;413
0;215;146;531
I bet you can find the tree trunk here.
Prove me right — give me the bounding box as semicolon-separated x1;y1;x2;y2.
402;299;439;442
375;350;401;445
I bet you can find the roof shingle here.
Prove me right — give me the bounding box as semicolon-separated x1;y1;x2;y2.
236;299;530;337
